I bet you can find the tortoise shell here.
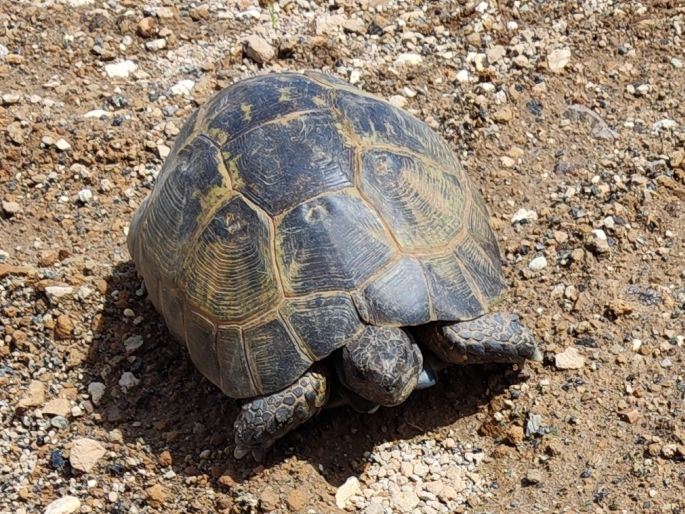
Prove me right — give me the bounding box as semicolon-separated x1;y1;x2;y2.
127;71;505;400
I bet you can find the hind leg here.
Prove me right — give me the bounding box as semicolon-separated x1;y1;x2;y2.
233;366;329;459
418;312;541;365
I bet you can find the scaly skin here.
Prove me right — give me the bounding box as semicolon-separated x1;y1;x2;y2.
336;326;423;407
233;366;329;459
419;312;542;365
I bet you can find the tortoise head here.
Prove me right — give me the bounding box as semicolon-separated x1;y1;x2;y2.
337;326;423;407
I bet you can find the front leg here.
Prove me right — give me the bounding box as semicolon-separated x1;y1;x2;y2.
233;366;329;459
418;312;542;365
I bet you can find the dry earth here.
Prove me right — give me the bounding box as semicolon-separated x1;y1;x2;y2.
1;0;684;513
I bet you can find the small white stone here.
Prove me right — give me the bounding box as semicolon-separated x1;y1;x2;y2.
652;119;677;132
170;79;195;97
388;95;407;108
55;138;71;151
70;438;106;473
45;286;74;302
124;335;144;353
2;93;21;105
105;60;137;78
528;256;547;271
88;382;106;405
44;496;81;514
592;229;607;241
349;70;361;85
394;53;423;67
456;69;469;82
119;372;140;392
336;477;361;509
554;347;585;370
511;208;538;224
157;144;171;159
83;109;110;118
78;189;93;203
145;38;167;51
547;47;571;73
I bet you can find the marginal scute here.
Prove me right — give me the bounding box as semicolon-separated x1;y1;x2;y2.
276;191;394;295
224;110;354;215
454;235;505;301
132;136;230;285
185;309;221;387
280;294;364;359
333;89;454;165
353;257;431;326
244;317;313;394
160;287;185;342
180;196;281;323
421;253;485;321
205;73;330;142
360;149;466;250
216;326;259;398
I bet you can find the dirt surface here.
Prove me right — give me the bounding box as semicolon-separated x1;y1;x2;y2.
1;0;684;513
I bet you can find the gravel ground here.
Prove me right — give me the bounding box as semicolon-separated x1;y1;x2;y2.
1;0;684;513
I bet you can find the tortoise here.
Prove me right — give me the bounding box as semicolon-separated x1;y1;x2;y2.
127;71;540;459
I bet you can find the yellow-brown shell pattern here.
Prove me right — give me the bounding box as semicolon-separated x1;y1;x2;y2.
127;71;505;399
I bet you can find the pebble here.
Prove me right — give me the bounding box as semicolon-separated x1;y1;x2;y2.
105;60;137;78
511;208;538;224
51;416;69;429
336;476;362;509
83;109;110;118
45;286;74;302
2;93;21;105
528;256;547;271
119;372;140;391
158;144;171;159
244;35;275;64
392;491;420;511
137;17;156;37
456;69;469;82
547;47;571;72
55;314;75;340
18;380;46;408
88;382;106;405
145;38;167;51
55;138;71;151
394;53;423;67
554;347;585;370
44;496;81;514
2;200;21;215
78;188;93;203
170;80;195;96
146;484;169;505
43;398;71;417
70;438;106;473
388;95;407;108
124;335;144;353
619;408;641;424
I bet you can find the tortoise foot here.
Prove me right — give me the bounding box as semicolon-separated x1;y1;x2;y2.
233;366;329;459
420;313;541;365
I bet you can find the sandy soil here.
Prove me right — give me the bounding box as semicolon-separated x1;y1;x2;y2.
1;0;684;513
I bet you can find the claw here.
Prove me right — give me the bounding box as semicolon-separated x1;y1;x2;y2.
233;446;250;460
